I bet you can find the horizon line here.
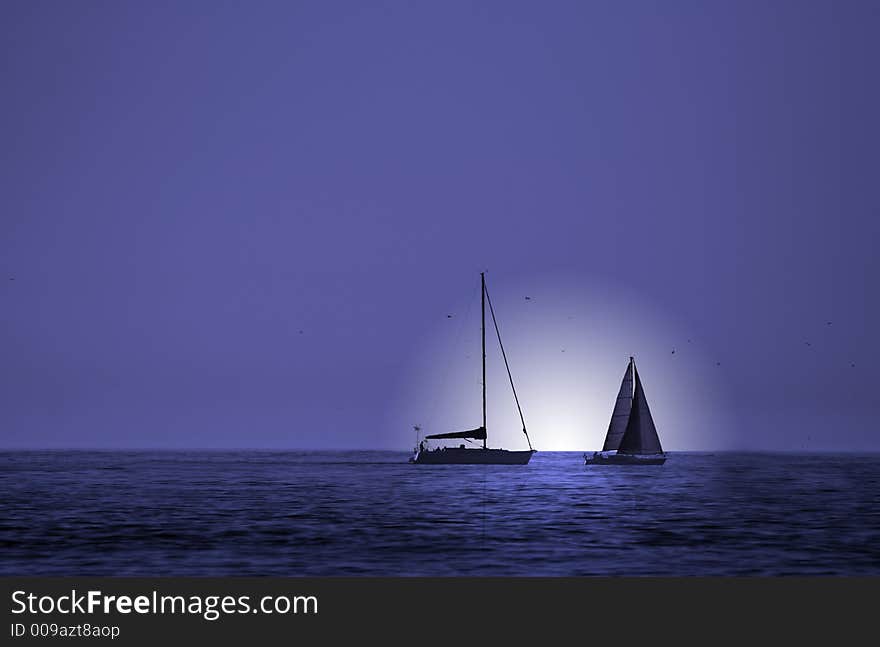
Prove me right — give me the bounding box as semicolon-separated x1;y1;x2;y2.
1;447;879;454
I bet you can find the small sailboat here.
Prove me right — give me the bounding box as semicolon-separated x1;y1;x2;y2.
410;272;536;465
585;356;666;465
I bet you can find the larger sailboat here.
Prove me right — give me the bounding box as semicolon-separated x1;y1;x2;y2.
410;272;536;465
585;356;666;465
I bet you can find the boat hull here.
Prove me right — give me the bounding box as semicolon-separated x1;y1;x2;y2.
584;451;666;465
411;448;536;465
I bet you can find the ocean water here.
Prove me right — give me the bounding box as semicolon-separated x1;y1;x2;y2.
1;451;878;576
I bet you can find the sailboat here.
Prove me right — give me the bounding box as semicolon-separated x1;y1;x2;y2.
584;356;666;465
410;272;536;465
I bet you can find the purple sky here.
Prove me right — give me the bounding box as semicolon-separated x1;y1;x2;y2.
1;1;878;450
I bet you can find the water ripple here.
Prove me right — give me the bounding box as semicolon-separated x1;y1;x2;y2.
1;450;878;576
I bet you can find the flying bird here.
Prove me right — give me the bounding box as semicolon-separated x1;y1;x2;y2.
447;314;453;319
671;349;676;355
524;296;532;301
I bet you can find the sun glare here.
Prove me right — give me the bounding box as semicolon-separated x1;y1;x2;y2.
389;272;733;452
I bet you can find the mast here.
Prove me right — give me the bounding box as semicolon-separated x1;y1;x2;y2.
630;356;635;397
481;272;487;449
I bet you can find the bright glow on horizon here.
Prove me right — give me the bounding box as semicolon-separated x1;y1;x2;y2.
387;271;736;452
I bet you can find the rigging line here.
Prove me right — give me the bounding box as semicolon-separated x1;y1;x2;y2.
483;279;533;451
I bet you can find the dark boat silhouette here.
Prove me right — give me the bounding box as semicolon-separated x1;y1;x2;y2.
585;356;667;465
410;273;536;465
